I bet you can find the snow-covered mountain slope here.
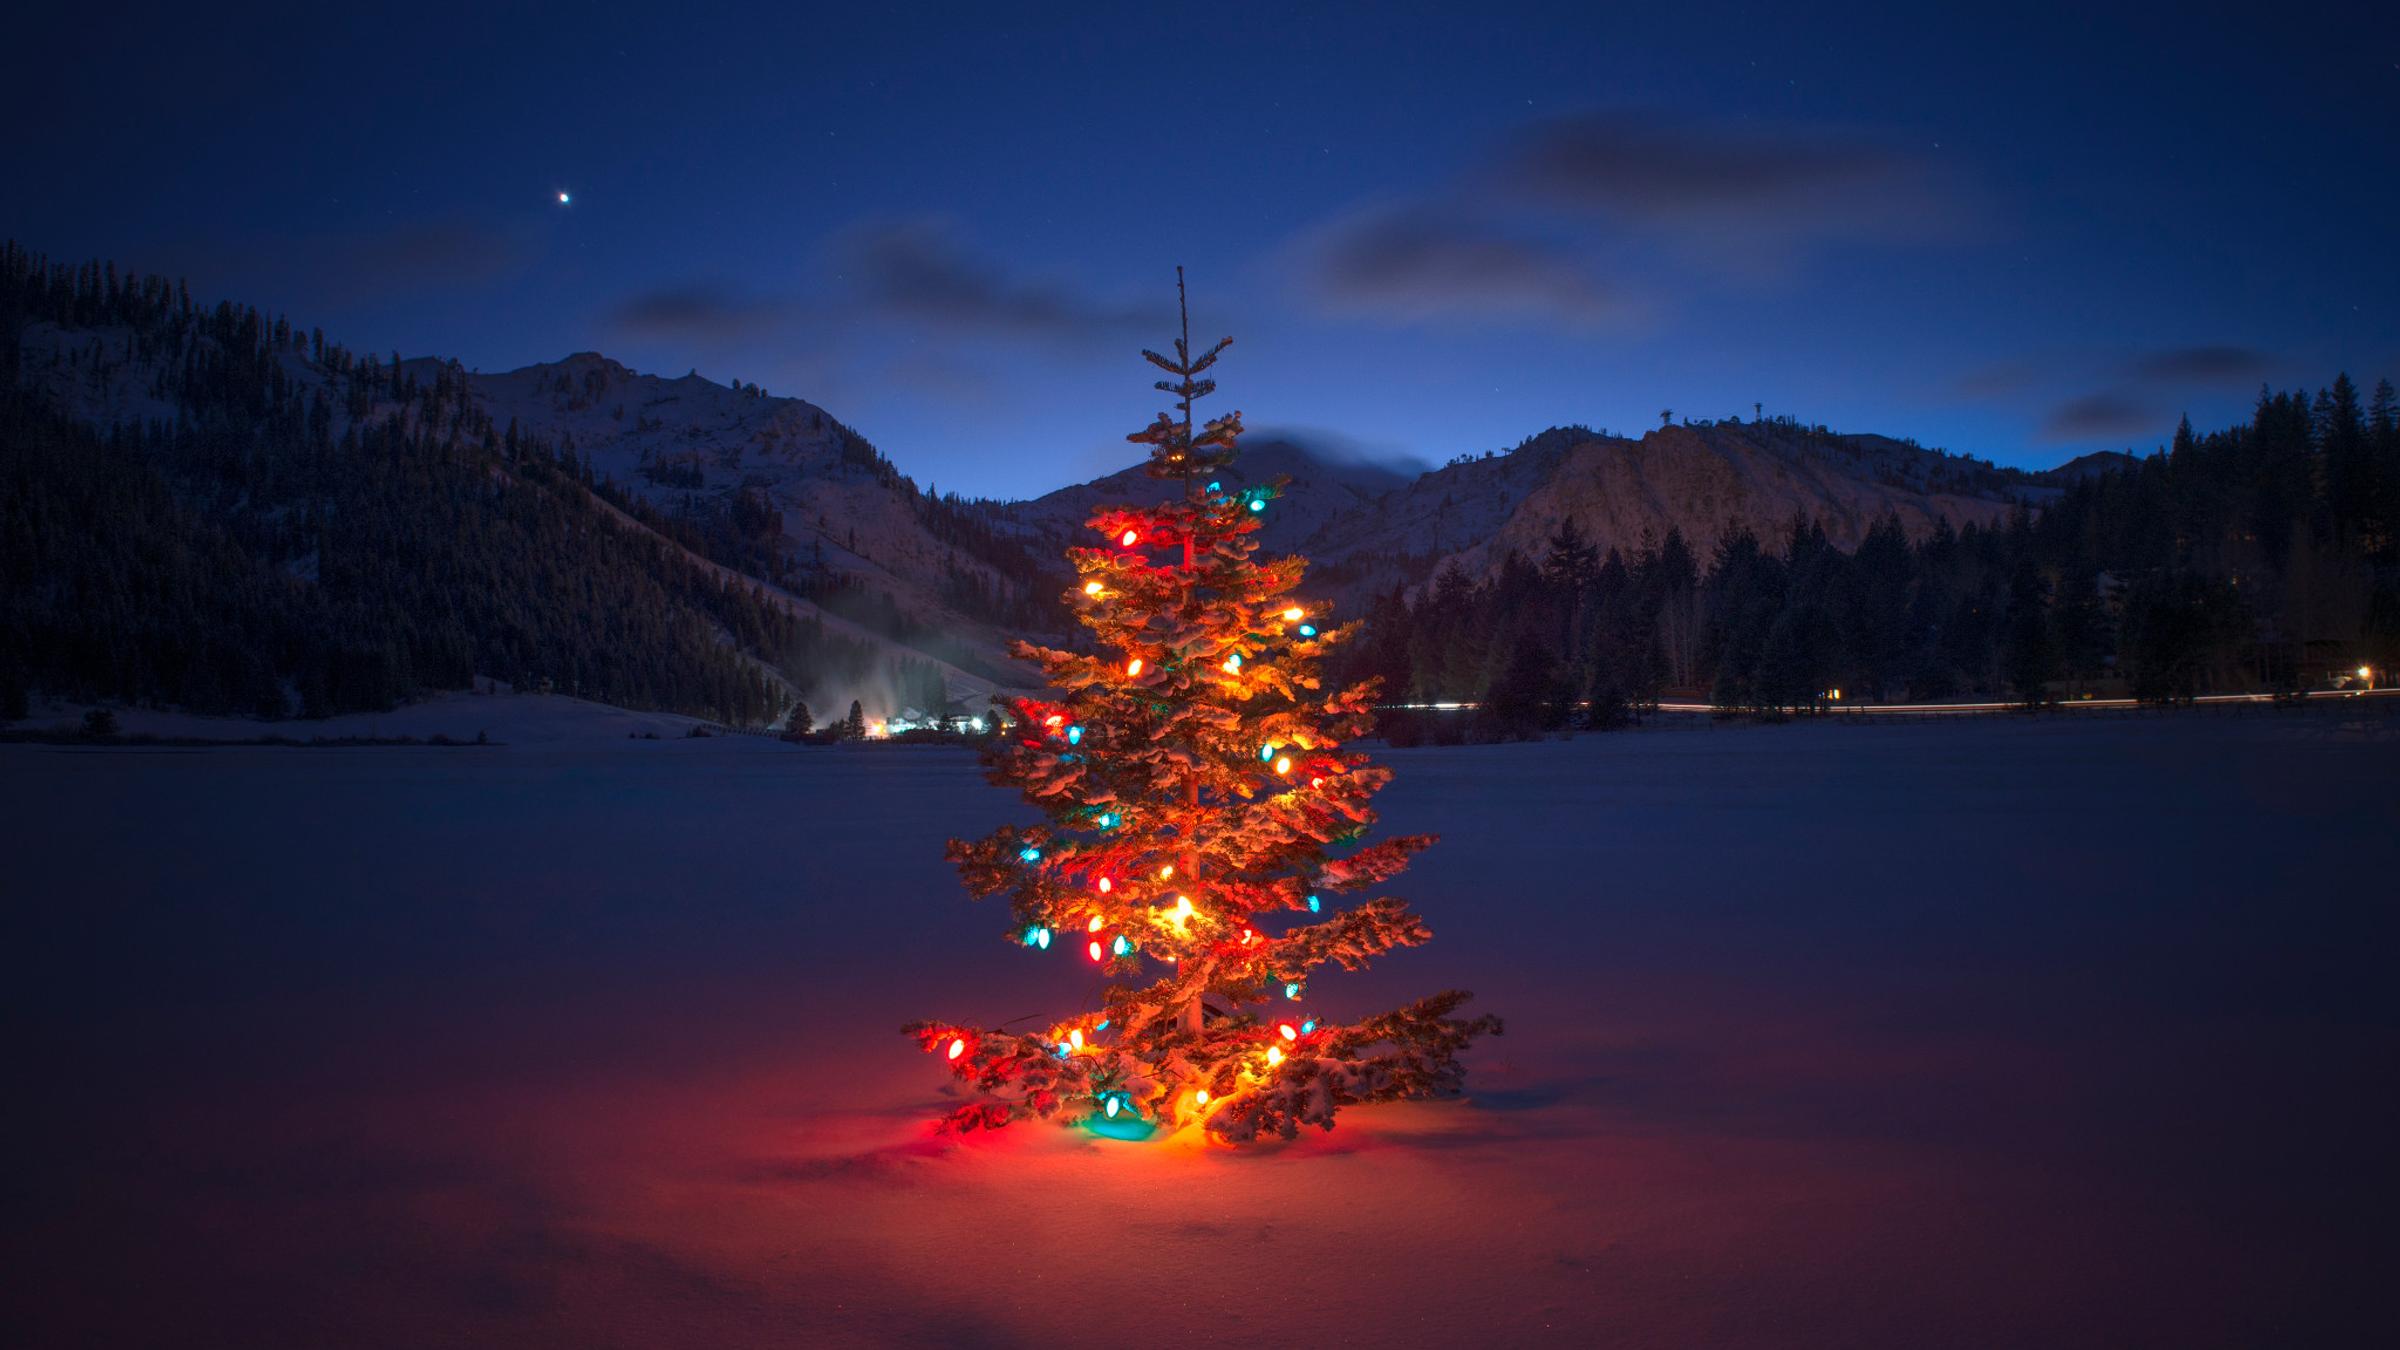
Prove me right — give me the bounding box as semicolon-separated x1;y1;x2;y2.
13;320;1044;714
440;352;1045;693
988;421;2053;605
1277;422;2048;598
2048;449;2143;483
1000;436;1413;555
18;296;2080;698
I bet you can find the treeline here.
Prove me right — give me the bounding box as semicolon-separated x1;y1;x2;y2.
0;243;933;726
1339;377;2400;739
917;489;1069;633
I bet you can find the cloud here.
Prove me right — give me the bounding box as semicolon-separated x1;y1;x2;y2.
145;215;536;310
1284;109;1975;330
2125;345;2272;383
608;285;790;344
1487;112;1975;254
1959;344;2278;409
1297;206;1621;327
1244;425;1433;482
598;219;1170;413
2041;391;2156;443
831;218;1167;343
343;219;530;287
1952;360;2045;400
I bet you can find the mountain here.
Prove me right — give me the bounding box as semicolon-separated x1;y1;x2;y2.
2047;449;2144;483
1290;421;2048;598
15;245;2220;730
1001;434;1413;555
430;351;1050;699
986;421;2053;611
0;247;1025;726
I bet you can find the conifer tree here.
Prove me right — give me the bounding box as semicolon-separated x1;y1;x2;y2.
907;272;1499;1143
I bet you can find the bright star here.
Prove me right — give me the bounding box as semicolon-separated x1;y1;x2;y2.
557;191;571;205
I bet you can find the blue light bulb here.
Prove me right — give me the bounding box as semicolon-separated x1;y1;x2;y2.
1248;499;1265;513
1301;1019;1316;1034
1284;982;1300;999
1019;846;1041;863
1066;725;1082;745
1307;894;1320;912
1298;624;1316;638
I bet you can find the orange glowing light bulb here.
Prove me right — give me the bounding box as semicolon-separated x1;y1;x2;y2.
946;1037;966;1060
1120;529;1138;547
1098;876;1112;894
1126;657;1144;677
1088;940;1104;961
1159;864;1175;880
1266;1046;1285;1066
1084;580;1104;596
1070;1028;1085;1050
1274;755;1292;775
1283;607;1304;621
1087;915;1104;932
1278;1023;1297;1041
1194;1089;1211;1106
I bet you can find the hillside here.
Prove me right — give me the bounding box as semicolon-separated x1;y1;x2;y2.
996;435;1410;562
28;244;2357;735
443;352;1051;696
986;422;2053;609
0;247;983;726
1286;422;2048;600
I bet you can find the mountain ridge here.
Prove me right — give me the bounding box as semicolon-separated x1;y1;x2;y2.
9;245;2175;723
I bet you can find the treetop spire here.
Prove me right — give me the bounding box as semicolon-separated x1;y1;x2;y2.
1129;265;1243;487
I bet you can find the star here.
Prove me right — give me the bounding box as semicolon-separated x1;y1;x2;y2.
557;191;572;205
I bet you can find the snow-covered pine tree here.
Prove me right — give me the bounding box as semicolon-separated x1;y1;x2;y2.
907;271;1499;1143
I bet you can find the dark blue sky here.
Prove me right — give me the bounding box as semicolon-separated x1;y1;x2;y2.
9;2;2396;497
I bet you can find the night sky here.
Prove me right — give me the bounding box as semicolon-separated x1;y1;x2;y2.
10;2;2396;498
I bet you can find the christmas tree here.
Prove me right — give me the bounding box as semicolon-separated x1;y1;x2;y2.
907;272;1499;1143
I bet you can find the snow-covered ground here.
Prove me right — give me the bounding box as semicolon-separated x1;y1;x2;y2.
13;691;738;745
5;713;2393;1348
